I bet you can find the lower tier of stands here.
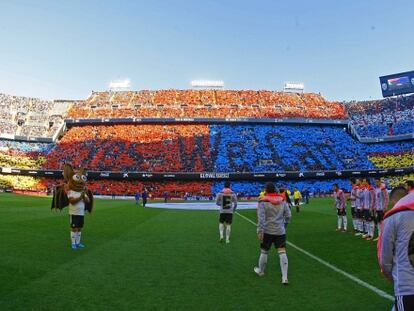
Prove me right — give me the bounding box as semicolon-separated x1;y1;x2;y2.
42;124;414;172
1;123;414;196
2;176;413;197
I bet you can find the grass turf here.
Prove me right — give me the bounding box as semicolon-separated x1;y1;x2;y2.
0;193;394;311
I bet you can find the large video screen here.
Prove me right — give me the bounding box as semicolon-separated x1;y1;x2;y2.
380;71;414;97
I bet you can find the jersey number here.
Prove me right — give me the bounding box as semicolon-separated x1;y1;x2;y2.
222;195;232;210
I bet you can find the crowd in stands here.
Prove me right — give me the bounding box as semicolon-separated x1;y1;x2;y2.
4;88;414;143
42;124;414;174
66;90;347;120
212;180;350;196
210;125;414;172
0;93;70;138
1;120;414;196
0;175;44;191
2;173;412;197
0;153;46;170
34;123;414;196
347;94;414;137
0;140;53;169
43;125;212;172
0;140;54;153
40;179;212;198
368;151;414;188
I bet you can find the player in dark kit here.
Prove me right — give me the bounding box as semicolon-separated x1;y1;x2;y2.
141;189;148;207
135;192;140;207
215;181;238;244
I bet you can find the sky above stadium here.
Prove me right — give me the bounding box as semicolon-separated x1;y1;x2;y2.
0;0;413;101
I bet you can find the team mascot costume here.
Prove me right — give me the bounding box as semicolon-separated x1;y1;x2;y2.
51;163;94;249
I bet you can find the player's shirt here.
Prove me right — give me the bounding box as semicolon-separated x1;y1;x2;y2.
293;191;302;200
350;186;358;208
215;188;238;214
356;187;364;209
362;186;375;210
378;190;414;296
333;189;346;210
257;193;290;236
67;190;85;216
374;184;389;211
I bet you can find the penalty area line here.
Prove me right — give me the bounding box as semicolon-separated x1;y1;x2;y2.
235;211;394;302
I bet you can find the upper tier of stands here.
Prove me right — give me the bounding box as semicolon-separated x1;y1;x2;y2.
0;94;71;139
2;89;414;141
66;90;347;119
347;94;414;138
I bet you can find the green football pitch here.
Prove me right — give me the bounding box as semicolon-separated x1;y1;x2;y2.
0;193;394;311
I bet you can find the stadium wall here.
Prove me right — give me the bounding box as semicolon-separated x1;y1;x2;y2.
1;167;412;181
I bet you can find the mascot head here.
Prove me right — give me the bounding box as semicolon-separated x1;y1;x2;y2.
63;163;87;192
51;163;94;212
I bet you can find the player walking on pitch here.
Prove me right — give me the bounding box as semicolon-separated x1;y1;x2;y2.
293;188;302;213
215;181;238;244
254;182;291;284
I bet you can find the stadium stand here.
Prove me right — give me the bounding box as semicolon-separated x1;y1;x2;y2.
44;124;414;174
1;89;414;197
66;90;347;120
212;179;351;196
33;123;414;196
0;175;45;192
210;125;414;172
43;125;212;172
0;93;70;139
0;140;53;169
347;94;414;137
368;151;414;188
39;179;212;198
0;140;54;153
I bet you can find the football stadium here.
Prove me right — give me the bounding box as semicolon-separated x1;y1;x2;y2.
1;1;414;311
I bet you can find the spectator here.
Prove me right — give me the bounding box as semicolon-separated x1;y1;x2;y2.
347;94;414;138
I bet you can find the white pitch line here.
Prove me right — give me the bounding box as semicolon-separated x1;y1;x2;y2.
235;211;394;302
